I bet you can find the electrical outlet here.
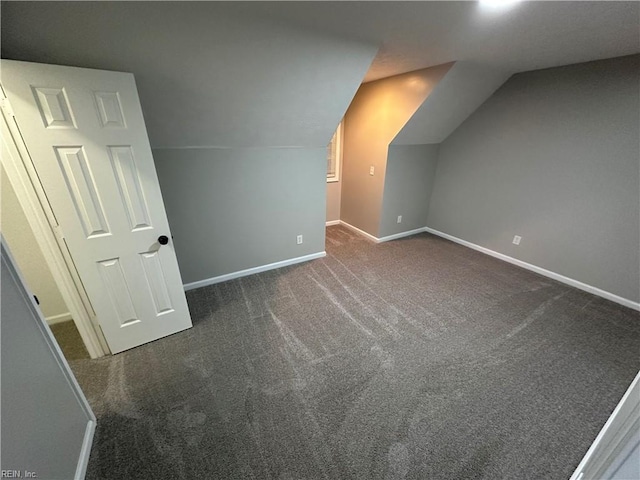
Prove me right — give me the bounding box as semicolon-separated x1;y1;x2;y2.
369;166;375;176
297;235;303;245
512;235;522;245
397;215;402;224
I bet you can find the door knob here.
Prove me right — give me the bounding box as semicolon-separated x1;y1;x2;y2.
158;235;169;245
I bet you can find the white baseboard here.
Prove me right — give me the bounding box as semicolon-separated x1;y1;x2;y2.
75;420;96;480
183;223;639;310
338;221;380;243
338;220;427;244
183;251;327;291
325;220;341;226
46;312;73;325
424;227;640;311
377;227;428;243
570;371;640;480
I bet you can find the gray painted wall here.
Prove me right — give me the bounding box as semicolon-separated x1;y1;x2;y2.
1;242;93;479
428;55;640;302
154;148;326;284
605;436;640;480
379;145;439;238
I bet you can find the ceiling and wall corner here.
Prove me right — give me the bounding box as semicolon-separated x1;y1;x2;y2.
0;1;377;149
212;1;640;82
3;2;638;146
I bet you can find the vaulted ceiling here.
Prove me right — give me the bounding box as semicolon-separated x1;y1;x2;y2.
2;2;637;148
220;1;639;82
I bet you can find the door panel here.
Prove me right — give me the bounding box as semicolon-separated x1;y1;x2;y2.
32;86;76;128
55;145;111;238
2;60;192;353
94;91;126;128
108;146;153;231
140;250;175;315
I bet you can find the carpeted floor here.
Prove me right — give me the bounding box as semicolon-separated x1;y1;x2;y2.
50;320;90;361
69;225;640;480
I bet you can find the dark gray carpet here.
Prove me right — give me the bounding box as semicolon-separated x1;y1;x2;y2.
70;225;640;480
50;320;90;361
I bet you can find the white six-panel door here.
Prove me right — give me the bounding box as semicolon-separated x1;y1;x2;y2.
1;60;192;353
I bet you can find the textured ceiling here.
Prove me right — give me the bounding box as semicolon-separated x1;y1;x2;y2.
221;1;640;82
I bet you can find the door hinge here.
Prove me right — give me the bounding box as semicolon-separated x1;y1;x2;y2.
53;224;65;240
0;97;15;117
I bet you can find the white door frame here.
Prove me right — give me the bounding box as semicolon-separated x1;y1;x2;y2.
570;370;640;480
1;88;109;358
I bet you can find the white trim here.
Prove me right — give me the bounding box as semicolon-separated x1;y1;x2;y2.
1;95;108;357
377;227;427;243
339;221;426;244
340;220;639;310
569;371;640;480
327;121;343;183
424;227;640;311
184;251;326;291
339;221;380;243
325;220;341;226
46;312;73;325
75;421;96;480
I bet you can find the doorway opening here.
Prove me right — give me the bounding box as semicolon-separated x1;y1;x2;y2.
2;165;90;360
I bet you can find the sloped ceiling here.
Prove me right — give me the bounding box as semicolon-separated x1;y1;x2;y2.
0;2;376;148
223;1;639;83
2;2;637;148
392;62;511;145
346;63;454;147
